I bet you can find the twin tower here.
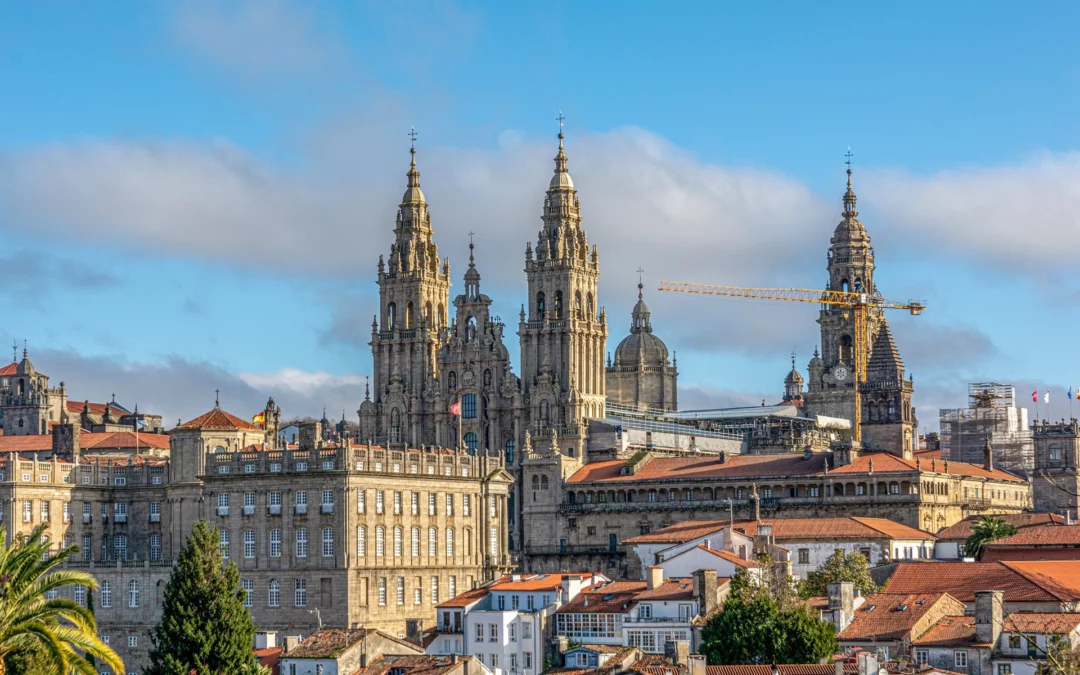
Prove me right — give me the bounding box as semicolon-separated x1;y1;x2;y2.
358;128;660;471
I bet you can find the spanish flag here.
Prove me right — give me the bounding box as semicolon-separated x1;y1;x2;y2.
252;412;265;427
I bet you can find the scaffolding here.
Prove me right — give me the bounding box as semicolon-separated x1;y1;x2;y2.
939;382;1033;475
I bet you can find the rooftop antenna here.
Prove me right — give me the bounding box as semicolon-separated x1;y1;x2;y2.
309;608;322;630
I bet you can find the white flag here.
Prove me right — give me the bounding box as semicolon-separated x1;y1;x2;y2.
1044;391;1050;404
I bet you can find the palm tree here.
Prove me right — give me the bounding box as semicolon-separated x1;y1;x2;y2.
964;516;1018;560
0;524;123;675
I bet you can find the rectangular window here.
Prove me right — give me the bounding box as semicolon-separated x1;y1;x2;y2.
376;490;384;514
462;394;477;418
490;528;498;556
270;492;282;506
321;490;334;510
244;492;255;507
219;530;229;559
998;666;1012;675
412;528;420;557
415;577;423;605
376;527;385;557
431;576;439;604
394;527;404;557
128;581;139;608
394;491;402;515
242;579;254;607
244;530;256;558
397;577;405;605
23;500;31;522
149;535;161;561
82;535;91;562
378;578;387;606
490;496;497;518
411;492;419;515
429;493;436;516
115;535;128;561
295;528;307;557
268;581;280;607
523;623;532;640
446;528;454;557
809;486;820;497
798;549;810;564
357;527;366;556
270;529;282;557
323;528;334;557
475;623;484;643
915;650;928;666
490;623;499;641
509;623;516;642
150;502;161;517
40;501;50;522
429;528;437;557
357;490;366;513
295;491;307;506
524;653;532;670
63;502;70;523
73;584;85;606
101;581;112;608
295;579;307;607
449;576;456;600
463;494;471;516
954;652;968;669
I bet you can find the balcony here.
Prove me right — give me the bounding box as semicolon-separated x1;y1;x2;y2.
114;513;128;523
216;506;229;517
149;513;160;523
82;514;92;524
295;504;308;515
321;504;334;514
242;505;255;516
268;504;282;516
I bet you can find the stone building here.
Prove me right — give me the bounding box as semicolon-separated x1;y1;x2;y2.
605;280;678;413
1031;420;1080;514
0;398;513;673
0;348;68;435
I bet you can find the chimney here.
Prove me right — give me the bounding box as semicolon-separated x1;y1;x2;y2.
255;631;278;650
827;582;855;631
718;450;727;464
406;618;424;646
834;659;844;675
689;655;707;675
647;566;664;590
664;640;690;667
857;652;877;675
983;439;994;472
51;423;80;461
283;635;302;653
694;569;719;616
298;421;322;451
975;590;1004;647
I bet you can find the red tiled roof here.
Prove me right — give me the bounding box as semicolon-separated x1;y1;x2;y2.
556;581;648;614
985;524;1080;547
912;615;983;647
567;453;829;484
881;561;1080;602
254;647;282;675
353;654;469;675
66;401;127;416
914;448;942;460
83;431;170;450
286;629;373;658
706;666;847;675
492;573;601;591
735;517;934;541
435;586;490;609
0;363;17;377
624;521;727;545
635;577;695;601
935;514;1065;541
1005;613;1080;634
981;549;1080;562
830;452;1024;482
685;545;760;568
839;592;960;642
177;408;258;431
0;436;55;453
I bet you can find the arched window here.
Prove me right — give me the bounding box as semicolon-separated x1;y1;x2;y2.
554;291;564;319
840;279;850;293
839;335;853;362
574;291;582;318
536;292;546;319
448;371;457;390
540;475;549;490
505;439;515;465
387;302;397;330
462;394;477;419
405;301;415;329
463;432;478;454
531;475;539;489
854;278;863;292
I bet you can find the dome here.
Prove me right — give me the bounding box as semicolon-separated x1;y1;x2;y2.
401;147;426;204
16;348;34;376
785;365;804;386
832;167;869;243
614;331;669;367
549;131;574;190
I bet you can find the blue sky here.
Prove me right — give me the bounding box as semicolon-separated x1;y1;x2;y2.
1;1;1079;428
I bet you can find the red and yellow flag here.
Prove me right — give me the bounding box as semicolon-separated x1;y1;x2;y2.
252;412;265;427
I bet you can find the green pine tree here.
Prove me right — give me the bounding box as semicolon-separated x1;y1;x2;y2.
800;550;877;599
146;520;258;675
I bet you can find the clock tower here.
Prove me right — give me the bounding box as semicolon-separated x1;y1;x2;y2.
804;163;885;423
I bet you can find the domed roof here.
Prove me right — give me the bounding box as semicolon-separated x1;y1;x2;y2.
401;146;426;204
15;347;34;376
549;131;575;190
784;364;804;386
613;281;670;367
832;168;869;243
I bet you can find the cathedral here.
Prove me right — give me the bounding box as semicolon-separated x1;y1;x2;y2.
799;166;917;457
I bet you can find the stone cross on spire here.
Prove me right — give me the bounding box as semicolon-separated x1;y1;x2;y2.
843;148;858;218
215;389;220;408
636;267;645;301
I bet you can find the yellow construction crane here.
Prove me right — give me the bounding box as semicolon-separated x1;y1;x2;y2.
658;281;925;444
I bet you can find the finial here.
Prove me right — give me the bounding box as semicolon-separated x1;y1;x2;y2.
468;231;475;264
843;148;858;218
406;129;420;189
215;389;220;408
790;351;796;370
22;340;27;360
557;111;566;143
636;267;644;301
10;340;16;364
365;377;370;401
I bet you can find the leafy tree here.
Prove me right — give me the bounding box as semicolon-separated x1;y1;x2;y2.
0;524;123;675
965;516;1017;560
700;567;836;665
146;520;258;675
800;550;877;598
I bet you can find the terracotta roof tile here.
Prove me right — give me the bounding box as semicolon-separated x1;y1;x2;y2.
881;561;1080;602
839;593;959;642
0;363;17;377
556;581;648;614
492;573;602;591
706;666;848;675
83;431;170;450
285;629;375;659
631;517;933;545
353;654;468;675
567;453;828;484
685;545;760;568
1005;613;1080;634
435;586;490;609
624;521;727;545
830;452;1024;482
986;525;1080;547
935;514;1065;540
67;401;130;416
177;407;259;431
912;615;983;647
635;577;695;601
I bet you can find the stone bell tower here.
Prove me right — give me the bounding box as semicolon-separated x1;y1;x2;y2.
519;120;607;458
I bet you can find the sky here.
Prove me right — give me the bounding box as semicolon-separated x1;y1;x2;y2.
0;1;1079;431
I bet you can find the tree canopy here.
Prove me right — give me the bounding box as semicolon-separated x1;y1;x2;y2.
146;520;258;675
965;516;1017;560
800;549;877;599
0;524;122;675
700;566;836;665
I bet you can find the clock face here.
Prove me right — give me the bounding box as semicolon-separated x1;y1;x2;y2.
833;366;850;382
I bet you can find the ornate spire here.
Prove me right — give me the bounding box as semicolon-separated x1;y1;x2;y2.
402;128;425;205
843;148;858;219
630;268;651;334
549;111;574;190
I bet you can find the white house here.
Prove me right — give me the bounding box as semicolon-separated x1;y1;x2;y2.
655;543;760;580
427;573;607;675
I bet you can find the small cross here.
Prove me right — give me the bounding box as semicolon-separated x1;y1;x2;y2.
10;340;16;363
845;148;854;170
408;127;418;149
215;389;220;408
468;231;475;246
556;111;566;131
636;266;644;283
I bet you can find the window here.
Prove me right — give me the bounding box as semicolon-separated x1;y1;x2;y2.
798;549;810;565
218;530;230;559
998;666;1011;675
376;490;384;514
490;623;499;641
357;527;366;556
394;527;402;557
63;502;70;523
1009;635;1022;649
640;604;652;619
524;652;533;670
270;529;282;558
82;535;91;562
449;576;456;599
74;584;86;606
115;535;128;561
475;623;485;642
295;528;308;558
127;636;138;649
296;491;307;507
149;535;161;561
490;528;498;556
295;579;307;607
462;394;478;419
323;528;335;557
397;577;405;605
128;580;139;608
411;492;419;515
412;528;420;557
809;486;820;497
270;491;282;508
244;530;255;558
394;491;401;515
415;578;423;605
490;496;497;517
429;528;437;557
429;493;436;516
23;500;31;522
446;494;454;516
446;528;454;557
431;576;439;604
357;490;366;513
268;580;280;607
915;650;928;666
101;581;112;608
244;492;255;508
322;490;334;510
523;622;532;640
509;623;517;642
376;527;385;557
242;579;254;607
954;651;968;669
150;501;160;518
463;495;471;516
378;578;387;606
505;440;515;464
1050;444;1062;462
